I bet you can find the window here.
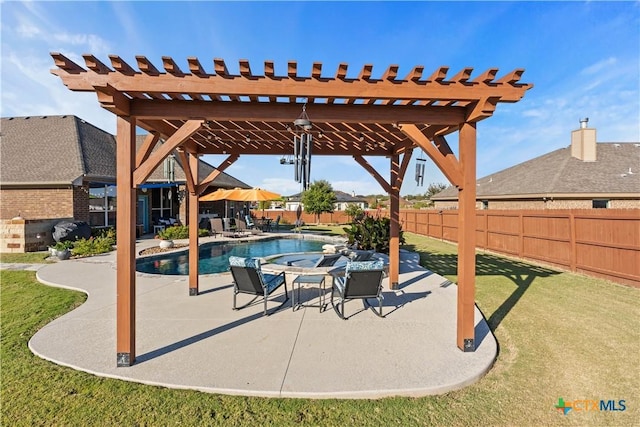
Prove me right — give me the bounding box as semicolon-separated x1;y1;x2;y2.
592;199;609;209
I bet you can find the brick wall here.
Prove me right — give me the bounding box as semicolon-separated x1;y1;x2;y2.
1;188;75;220
1;186;91;222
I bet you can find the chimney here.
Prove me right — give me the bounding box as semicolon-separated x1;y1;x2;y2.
571;118;597;162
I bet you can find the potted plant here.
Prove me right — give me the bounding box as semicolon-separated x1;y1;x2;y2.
51;240;73;260
156;228;174;249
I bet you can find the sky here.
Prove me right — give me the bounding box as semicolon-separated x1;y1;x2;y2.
2;1;639;197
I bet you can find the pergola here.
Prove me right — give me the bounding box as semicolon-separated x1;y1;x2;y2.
50;53;531;366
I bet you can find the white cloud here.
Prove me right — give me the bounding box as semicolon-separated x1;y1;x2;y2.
581;57;617;75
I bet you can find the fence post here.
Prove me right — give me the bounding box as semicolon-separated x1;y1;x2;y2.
570;212;577;272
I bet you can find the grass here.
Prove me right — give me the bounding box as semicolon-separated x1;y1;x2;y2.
1;233;639;426
0;251;52;264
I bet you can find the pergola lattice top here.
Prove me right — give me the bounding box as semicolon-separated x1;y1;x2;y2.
51;54;532;157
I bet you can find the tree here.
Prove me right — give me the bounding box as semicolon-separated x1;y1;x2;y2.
344;203;364;223
425;182;449;207
301;180;337;223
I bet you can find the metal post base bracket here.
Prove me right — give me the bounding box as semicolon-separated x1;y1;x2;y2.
189;288;198;296
117;352;132;367
463;338;475;352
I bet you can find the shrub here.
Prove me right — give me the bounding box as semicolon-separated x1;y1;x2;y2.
342;214;405;254
158;225;209;240
71;235;115;257
52;241;73;251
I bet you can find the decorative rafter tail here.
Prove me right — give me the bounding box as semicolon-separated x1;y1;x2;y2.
358;64;373;81
336;63;348;80
162;56;185;76
239;59;252;77
95;84;130;116
427;66;449;82
213;58;229;77
496;69;525;85
382;65;399;81
187;57;206;77
311;62;323;79
471;68;499;84
109;55;136;76
288;61;297;78
264;60;275;78
83;54;112;74
466;97;500;122
51;52;85;73
404;65;424;82
136;56;160;76
451;67;474;83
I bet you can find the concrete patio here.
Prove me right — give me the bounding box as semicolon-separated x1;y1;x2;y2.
29;236;497;399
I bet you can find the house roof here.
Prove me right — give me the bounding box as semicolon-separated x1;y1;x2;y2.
432;143;640;200
1;115;249;189
286;190;367;203
1;115;115;185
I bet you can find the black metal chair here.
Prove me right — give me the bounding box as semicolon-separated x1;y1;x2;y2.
229;256;288;315
313;253;343;268
331;260;385;319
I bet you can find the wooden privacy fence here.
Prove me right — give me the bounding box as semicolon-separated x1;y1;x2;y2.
400;209;640;287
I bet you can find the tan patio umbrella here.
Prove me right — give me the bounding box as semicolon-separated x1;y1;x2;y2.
200;187;281;218
199;188;236;202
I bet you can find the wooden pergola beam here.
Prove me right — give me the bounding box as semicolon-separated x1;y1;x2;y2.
353;155;392;193
196;154;240;195
400;124;463;188
133;120;204;185
129;100;467;125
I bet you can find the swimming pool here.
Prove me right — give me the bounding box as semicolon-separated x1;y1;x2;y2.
136;237;327;275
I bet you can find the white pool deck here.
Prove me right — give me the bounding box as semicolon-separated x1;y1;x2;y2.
25;233;497;399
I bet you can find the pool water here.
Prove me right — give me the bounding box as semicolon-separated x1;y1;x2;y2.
136;238;326;275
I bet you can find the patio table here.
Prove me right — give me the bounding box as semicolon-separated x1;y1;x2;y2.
292;274;326;312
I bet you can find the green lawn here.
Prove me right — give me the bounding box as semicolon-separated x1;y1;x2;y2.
1;233;638;426
0;251;52;264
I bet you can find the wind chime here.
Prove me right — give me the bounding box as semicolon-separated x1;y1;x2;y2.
291;103;313;190
415;151;426;186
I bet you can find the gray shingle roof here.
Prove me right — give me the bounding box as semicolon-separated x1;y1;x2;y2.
432;143;640;200
1;115;249;189
1;115;115;185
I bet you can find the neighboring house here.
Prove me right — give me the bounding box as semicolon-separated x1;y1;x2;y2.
0;115;249;250
431;122;640;210
283;190;369;211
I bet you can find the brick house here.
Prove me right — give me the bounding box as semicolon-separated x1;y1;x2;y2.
431;121;640;210
0;115;249;251
283;190;369;211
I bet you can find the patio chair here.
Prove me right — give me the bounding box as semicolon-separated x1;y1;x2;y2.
211;218;242;238
236;218;261;235
331;260;385;319
348;250;375;262
272;215;280;232
313;253;343;268
229;256;289;315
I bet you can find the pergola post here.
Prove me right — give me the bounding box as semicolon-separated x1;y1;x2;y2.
188;153;200;296
457;121;477;352
389;154;400;289
116;115;137;366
